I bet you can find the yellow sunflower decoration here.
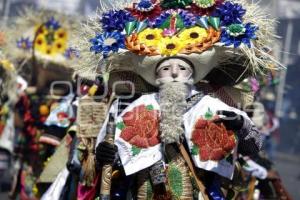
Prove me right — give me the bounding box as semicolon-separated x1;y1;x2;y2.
137;28;163;47
135;27;209;56
159;37;183;56
55;28;67;41
35;34;47;53
34;17;68;57
178;27;208;46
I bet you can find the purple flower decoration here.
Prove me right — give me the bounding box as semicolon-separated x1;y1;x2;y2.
17;37;32;50
215;2;246;25
64;48;80;59
250;77;260;93
149;11;170;27
90;31;125;58
150;9;195;28
45;17;61;30
178;9;196;27
220;23;258;48
101;10;135;32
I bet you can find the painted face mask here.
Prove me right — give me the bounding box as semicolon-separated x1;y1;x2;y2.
156;58;194;85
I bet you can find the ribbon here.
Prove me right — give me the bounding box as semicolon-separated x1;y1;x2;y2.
125;21;137;35
196;16;209;29
136;20;148;33
208;17;220;30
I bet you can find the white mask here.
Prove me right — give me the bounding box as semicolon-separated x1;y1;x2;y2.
155;58;194;85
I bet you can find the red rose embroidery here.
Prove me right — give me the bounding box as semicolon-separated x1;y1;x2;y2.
120;105;160;148
191;117;236;161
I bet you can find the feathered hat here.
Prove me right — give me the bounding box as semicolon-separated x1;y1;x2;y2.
74;0;282;86
3;8;80;70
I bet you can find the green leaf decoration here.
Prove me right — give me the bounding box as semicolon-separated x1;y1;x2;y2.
160;16;171;29
176;15;185;30
225;154;234;165
125;21;137;35
132;146;142;156
160;14;185;30
146;104;154;110
208;17;220;30
191;145;199;156
116;121;125;130
204;108;214;120
168;164;183;198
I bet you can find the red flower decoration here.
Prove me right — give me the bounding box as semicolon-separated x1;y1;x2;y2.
188;0;224;16
126;3;162;21
120;105;160;148
57;112;69;119
191;117;236;161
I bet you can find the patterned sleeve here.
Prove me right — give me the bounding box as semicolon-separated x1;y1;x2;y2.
237;117;264;156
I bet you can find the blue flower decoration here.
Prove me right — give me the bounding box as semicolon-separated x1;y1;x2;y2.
90;32;125;58
221;23;258;48
101;10;135;32
64;48;80;59
45;17;61;30
17;37;32;50
136;0;156;12
150;9;195;28
215;2;246;25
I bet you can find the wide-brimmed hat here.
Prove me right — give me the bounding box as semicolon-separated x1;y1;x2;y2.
106;47;222;85
74;0;282;86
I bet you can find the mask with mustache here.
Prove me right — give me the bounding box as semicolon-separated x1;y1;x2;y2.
157;58;194;144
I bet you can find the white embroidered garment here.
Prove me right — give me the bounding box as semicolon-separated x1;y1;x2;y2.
114;94;162;175
183;95;250;179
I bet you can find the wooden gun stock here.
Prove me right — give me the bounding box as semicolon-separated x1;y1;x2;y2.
99;114;115;200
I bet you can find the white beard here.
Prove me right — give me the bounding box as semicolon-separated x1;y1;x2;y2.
159;82;190;144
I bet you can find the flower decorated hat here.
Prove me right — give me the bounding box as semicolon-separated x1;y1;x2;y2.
0;50;17;106
75;0;282;86
3;8;80;69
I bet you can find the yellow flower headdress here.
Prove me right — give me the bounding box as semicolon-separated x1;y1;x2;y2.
73;0;283;86
3;8;80;70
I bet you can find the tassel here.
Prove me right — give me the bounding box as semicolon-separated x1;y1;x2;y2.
80;138;96;187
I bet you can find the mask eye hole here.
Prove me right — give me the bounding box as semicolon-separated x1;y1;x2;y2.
180;67;186;70
163;67;169;71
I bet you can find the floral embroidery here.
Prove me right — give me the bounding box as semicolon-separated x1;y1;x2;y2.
191;109;236;161
119;105;160;149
